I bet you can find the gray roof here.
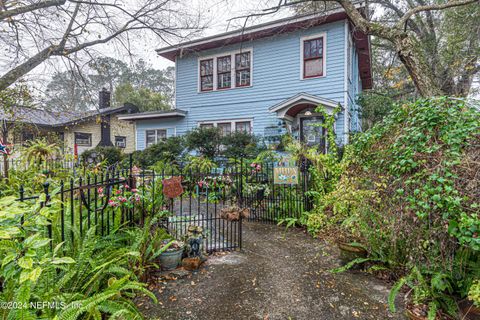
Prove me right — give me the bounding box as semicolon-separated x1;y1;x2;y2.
0;103;139;127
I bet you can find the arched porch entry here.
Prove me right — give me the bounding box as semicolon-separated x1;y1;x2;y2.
268;93;341;148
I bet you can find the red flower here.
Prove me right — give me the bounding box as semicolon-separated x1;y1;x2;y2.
115;189;122;195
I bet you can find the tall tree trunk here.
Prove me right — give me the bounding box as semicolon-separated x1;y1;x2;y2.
393;35;443;97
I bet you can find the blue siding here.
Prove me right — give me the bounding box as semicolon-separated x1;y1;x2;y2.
347;23;362;133
134;19;365;150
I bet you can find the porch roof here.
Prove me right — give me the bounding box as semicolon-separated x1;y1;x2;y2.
269;93;342;120
117;109;187;121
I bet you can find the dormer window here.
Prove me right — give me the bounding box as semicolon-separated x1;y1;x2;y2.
301;35;325;79
200;59;214;91
198;49;252;92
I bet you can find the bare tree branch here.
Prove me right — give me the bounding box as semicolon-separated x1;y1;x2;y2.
396;0;477;29
0;0;66;21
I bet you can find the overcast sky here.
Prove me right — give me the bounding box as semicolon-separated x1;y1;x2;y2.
109;0;291;69
14;0;292;97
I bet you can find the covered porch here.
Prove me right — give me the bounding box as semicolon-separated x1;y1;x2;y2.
268;93;342;148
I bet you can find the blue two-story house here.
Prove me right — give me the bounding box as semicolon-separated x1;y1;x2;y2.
120;4;372;150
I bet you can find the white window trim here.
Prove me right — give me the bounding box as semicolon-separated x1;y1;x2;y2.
197;118;253;133
300;32;327;80
197;48;253;93
144;128;175;148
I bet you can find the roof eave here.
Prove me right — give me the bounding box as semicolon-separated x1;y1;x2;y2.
156;3;367;61
117;110;187;121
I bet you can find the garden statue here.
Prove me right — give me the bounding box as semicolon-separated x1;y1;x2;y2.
182;225;206;270
185;225;204;258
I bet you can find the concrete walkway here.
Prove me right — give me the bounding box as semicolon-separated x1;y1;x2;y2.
139;222;404;320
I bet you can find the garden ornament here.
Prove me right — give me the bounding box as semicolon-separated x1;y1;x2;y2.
185;225;205;259
0;140;11;155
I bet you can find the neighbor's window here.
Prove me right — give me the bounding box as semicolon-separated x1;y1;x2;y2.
235;52;251;87
217;56;231;89
217;122;232;136
235;121;251;133
145;129;167;147
115;136;126;148
200;59;214;91
74;132;92;146
199;123;214;128
303;37;324;78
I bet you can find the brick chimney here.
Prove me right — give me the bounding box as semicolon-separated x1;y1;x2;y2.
99;87;111;109
97;88;113;147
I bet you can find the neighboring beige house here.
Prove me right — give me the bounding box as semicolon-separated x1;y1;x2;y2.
0;89;139;157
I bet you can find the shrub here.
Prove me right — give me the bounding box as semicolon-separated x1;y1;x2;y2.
328;98;480;316
132;136;185;168
184;155;217;173
184;127;221;159
221;131;261;158
81;146;123;166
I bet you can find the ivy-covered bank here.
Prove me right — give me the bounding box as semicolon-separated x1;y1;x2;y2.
294;98;480;319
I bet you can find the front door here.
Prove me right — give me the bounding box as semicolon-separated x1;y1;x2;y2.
300;117;324;148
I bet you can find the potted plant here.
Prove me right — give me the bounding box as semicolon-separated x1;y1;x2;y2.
158;240;185;271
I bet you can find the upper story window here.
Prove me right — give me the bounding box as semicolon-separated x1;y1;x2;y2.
302;35;325;79
200;59;214;91
235;52;251;87
198;49;252;92
217;56;231;89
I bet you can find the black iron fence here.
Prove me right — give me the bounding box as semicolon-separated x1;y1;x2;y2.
16;159;311;253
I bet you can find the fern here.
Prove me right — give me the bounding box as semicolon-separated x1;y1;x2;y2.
427;301;438;320
388;277;406;312
330;257;372;273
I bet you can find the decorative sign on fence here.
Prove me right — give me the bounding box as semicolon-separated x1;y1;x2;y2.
273;167;298;185
162;176;184;198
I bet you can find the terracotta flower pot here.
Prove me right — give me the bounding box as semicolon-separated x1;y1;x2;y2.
405;309;427;320
459;299;480;320
337;241;367;266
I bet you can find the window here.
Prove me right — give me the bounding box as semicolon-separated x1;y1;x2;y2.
217;56;231;89
198;120;252;133
200;59;214;91
115;136;126;148
235;52;251;87
74;132;92;146
235;121;251;133
217;122;232;136
198;49;252;92
302;36;324;78
14;132;35;146
145;129;167;147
